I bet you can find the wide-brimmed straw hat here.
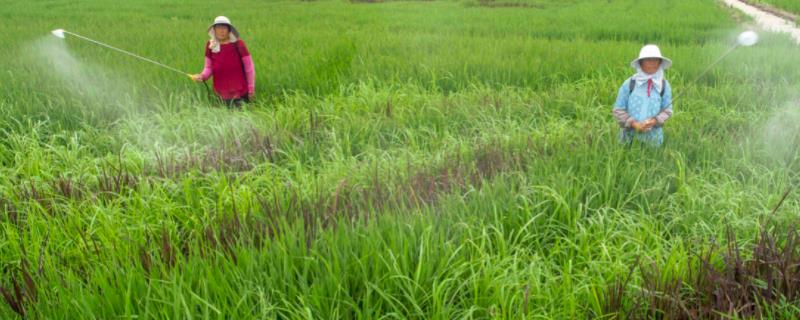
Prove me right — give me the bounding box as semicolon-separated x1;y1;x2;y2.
630;44;672;69
207;16;239;38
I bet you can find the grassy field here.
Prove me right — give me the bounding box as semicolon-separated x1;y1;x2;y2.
1;0;800;318
751;0;800;16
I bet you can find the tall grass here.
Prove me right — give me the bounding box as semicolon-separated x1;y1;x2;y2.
0;0;800;318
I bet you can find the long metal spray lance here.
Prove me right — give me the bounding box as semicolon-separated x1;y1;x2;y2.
662;30;760;109
51;29;192;78
50;28;218;101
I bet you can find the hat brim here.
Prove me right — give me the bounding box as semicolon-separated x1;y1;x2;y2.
207;23;240;38
631;57;672;69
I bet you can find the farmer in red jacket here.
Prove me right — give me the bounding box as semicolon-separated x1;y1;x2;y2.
191;16;255;107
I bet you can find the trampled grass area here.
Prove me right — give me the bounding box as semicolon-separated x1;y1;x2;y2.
1;0;800;318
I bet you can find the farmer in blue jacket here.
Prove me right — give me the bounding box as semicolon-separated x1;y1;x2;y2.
612;45;674;146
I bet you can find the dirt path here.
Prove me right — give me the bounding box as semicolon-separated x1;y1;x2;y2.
723;0;800;44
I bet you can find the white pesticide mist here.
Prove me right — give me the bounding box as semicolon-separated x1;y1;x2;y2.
761;100;800;165
23;34;268;165
30;36;93;90
115;106;267;155
26;36;136;109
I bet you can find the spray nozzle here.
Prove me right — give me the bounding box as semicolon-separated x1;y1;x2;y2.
51;29;66;39
737;30;759;47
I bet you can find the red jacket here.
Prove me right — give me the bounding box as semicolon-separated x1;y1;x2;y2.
200;40;255;100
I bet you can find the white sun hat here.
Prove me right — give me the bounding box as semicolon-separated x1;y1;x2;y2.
207;16;239;38
630;44;672;69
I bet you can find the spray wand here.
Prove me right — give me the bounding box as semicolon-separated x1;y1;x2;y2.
50;28;218;102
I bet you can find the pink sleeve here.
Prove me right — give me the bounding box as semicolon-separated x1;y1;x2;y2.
200;57;212;80
242;55;255;94
612;109;635;128
655;108;673;125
